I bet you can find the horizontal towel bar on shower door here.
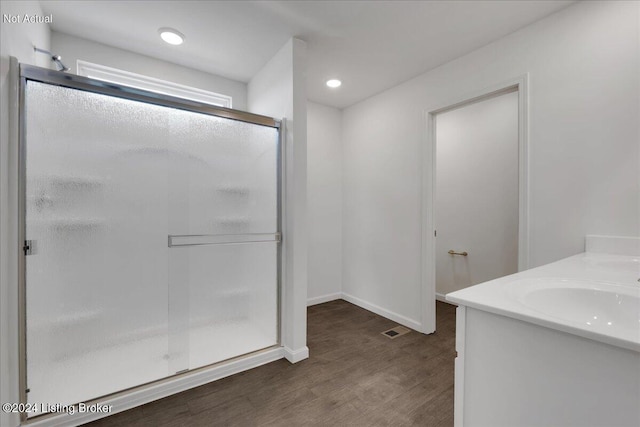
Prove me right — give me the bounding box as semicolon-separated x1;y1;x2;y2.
168;232;281;247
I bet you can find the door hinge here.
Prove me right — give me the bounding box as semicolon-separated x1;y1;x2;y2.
23;240;33;255
434;230;437;237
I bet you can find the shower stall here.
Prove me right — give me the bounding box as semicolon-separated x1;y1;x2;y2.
18;64;282;416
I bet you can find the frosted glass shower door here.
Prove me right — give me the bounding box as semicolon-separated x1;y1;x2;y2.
166;112;279;372
23;72;280;411
24;82;173;407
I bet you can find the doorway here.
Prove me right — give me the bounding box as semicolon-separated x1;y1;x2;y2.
421;78;529;333
435;89;519;296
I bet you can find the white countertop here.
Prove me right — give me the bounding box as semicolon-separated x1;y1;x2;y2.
446;252;640;352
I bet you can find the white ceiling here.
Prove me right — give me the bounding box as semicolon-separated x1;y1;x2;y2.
41;0;575;109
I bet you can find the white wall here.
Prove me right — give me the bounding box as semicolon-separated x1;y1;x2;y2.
51;31;248;110
248;38;309;362
307;101;342;305
435;91;519;296
0;3;51;425
342;1;639;328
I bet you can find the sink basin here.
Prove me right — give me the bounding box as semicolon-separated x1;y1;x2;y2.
507;278;640;332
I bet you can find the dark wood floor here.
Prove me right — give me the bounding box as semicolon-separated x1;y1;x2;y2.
86;301;456;426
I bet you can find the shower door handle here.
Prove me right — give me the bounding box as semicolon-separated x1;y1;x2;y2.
23;240;36;255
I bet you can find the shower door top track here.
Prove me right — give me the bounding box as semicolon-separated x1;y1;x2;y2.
19;63;281;128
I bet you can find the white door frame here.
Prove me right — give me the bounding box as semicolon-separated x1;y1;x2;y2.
420;74;530;333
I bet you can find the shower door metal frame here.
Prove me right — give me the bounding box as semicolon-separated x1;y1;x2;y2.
17;63;283;420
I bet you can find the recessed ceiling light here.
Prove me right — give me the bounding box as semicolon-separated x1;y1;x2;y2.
159;28;185;45
326;79;342;88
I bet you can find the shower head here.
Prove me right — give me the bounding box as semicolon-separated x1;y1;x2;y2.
33;46;70;72
51;55;70;72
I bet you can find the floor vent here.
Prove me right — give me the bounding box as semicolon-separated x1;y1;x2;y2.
382;325;411;339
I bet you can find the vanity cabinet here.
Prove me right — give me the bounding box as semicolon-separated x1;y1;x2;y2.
453;305;640;427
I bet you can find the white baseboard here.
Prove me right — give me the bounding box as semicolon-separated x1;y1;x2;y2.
307;292;342;306
26;347;285;427
341;292;422;331
283;346;309;363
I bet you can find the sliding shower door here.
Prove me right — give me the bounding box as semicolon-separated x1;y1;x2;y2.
165;110;279;371
22;68;280;411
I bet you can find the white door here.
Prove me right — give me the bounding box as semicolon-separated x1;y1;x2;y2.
435;90;519;296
